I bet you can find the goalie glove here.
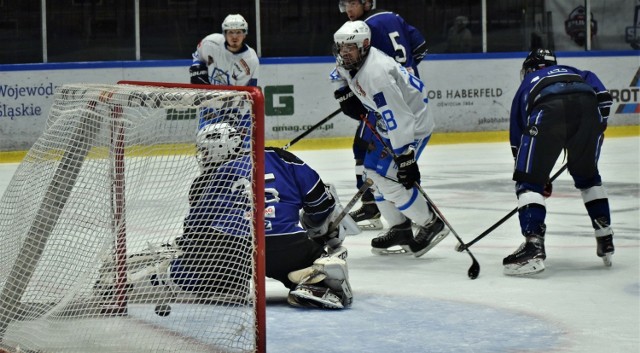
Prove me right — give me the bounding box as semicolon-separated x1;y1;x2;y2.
189;62;210;84
301;208;346;250
334;86;367;121
395;147;420;189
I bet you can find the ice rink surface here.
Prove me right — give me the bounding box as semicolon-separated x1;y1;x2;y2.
0;136;637;353
265;136;639;353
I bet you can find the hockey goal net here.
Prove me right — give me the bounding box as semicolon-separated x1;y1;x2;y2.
0;81;265;353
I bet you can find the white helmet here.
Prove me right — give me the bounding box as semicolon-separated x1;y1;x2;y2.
222;14;248;34
196;122;243;170
338;0;376;13
333;20;371;70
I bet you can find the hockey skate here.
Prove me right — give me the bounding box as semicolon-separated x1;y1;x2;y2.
503;235;546;276
288;284;346;309
349;191;383;230
409;216;450;258
596;234;614;267
371;219;413;255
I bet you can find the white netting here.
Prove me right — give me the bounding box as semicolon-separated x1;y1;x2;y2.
0;83;262;353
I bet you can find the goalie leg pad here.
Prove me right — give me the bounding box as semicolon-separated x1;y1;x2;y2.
286;246;348;285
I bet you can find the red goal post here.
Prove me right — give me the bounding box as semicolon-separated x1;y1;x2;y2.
0;81;266;353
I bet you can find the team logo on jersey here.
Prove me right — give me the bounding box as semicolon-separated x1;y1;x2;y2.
264;205;276;218
211;68;230;85
239;59;251;75
354;80;366;97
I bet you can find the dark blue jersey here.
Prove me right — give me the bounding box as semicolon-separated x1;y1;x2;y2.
510;65;611;150
365;10;427;77
184;147;335;238
263;147;335;236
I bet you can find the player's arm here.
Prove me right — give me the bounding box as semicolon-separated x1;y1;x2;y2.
272;148;345;248
509;88;527;159
581;70;612;129
190;41;210;84
244;52;260;87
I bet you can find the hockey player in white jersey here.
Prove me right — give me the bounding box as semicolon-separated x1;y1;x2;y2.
332;0;428;231
333;20;449;257
190;14;259;86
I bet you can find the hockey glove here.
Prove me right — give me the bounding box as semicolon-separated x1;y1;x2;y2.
301;209;346;250
189;62;210;84
396;148;420;189
334;87;367;120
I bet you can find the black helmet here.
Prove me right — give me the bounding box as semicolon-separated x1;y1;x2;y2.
521;49;557;80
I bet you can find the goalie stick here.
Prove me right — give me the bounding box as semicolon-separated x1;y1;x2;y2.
455;163;569;252
288;178;373;285
360;116;480;280
282;108;341;150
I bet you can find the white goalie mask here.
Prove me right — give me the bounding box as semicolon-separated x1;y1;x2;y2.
338;0;376;13
196;122;243;170
222;14;249;34
333;20;371;71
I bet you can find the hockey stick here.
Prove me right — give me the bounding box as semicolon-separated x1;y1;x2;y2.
360;116;480;279
282;108;342;150
332;177;374;228
455;163;569;252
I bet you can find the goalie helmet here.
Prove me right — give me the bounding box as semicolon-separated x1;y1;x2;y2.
196;122;244;170
222;14;248;34
520;48;557;81
333;20;371;71
338;0;376;13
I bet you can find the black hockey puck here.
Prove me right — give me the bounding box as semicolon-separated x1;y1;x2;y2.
154;304;171;317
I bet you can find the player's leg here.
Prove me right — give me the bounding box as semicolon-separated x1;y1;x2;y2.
288;247;352;309
566;93;614;266
505;98;565;275
349;116;382;230
170;233;253;300
266;232;351;309
365;137;448;256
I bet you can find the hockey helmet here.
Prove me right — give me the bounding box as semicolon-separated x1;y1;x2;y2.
333;20;371;70
196;122;244;170
521;48;557;80
338;0;376;13
222;14;248;34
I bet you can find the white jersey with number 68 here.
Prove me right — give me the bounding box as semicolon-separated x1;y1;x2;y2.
336;47;434;154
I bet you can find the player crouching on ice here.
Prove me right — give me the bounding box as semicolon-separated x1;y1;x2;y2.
332;20;450;257
168;122;353;309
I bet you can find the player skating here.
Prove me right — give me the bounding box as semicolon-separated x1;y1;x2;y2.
189;14;259;86
333;20;449;257
332;0;428;231
504;49;615;275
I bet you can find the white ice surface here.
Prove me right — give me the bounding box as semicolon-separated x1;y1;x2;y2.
0;136;637;353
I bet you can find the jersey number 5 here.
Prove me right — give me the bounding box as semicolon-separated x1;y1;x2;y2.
388;31;407;65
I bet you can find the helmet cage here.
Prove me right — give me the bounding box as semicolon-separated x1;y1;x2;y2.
196;122;243;170
333;21;371;70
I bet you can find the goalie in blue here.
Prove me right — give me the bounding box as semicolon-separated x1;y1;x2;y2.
170;121;353;309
